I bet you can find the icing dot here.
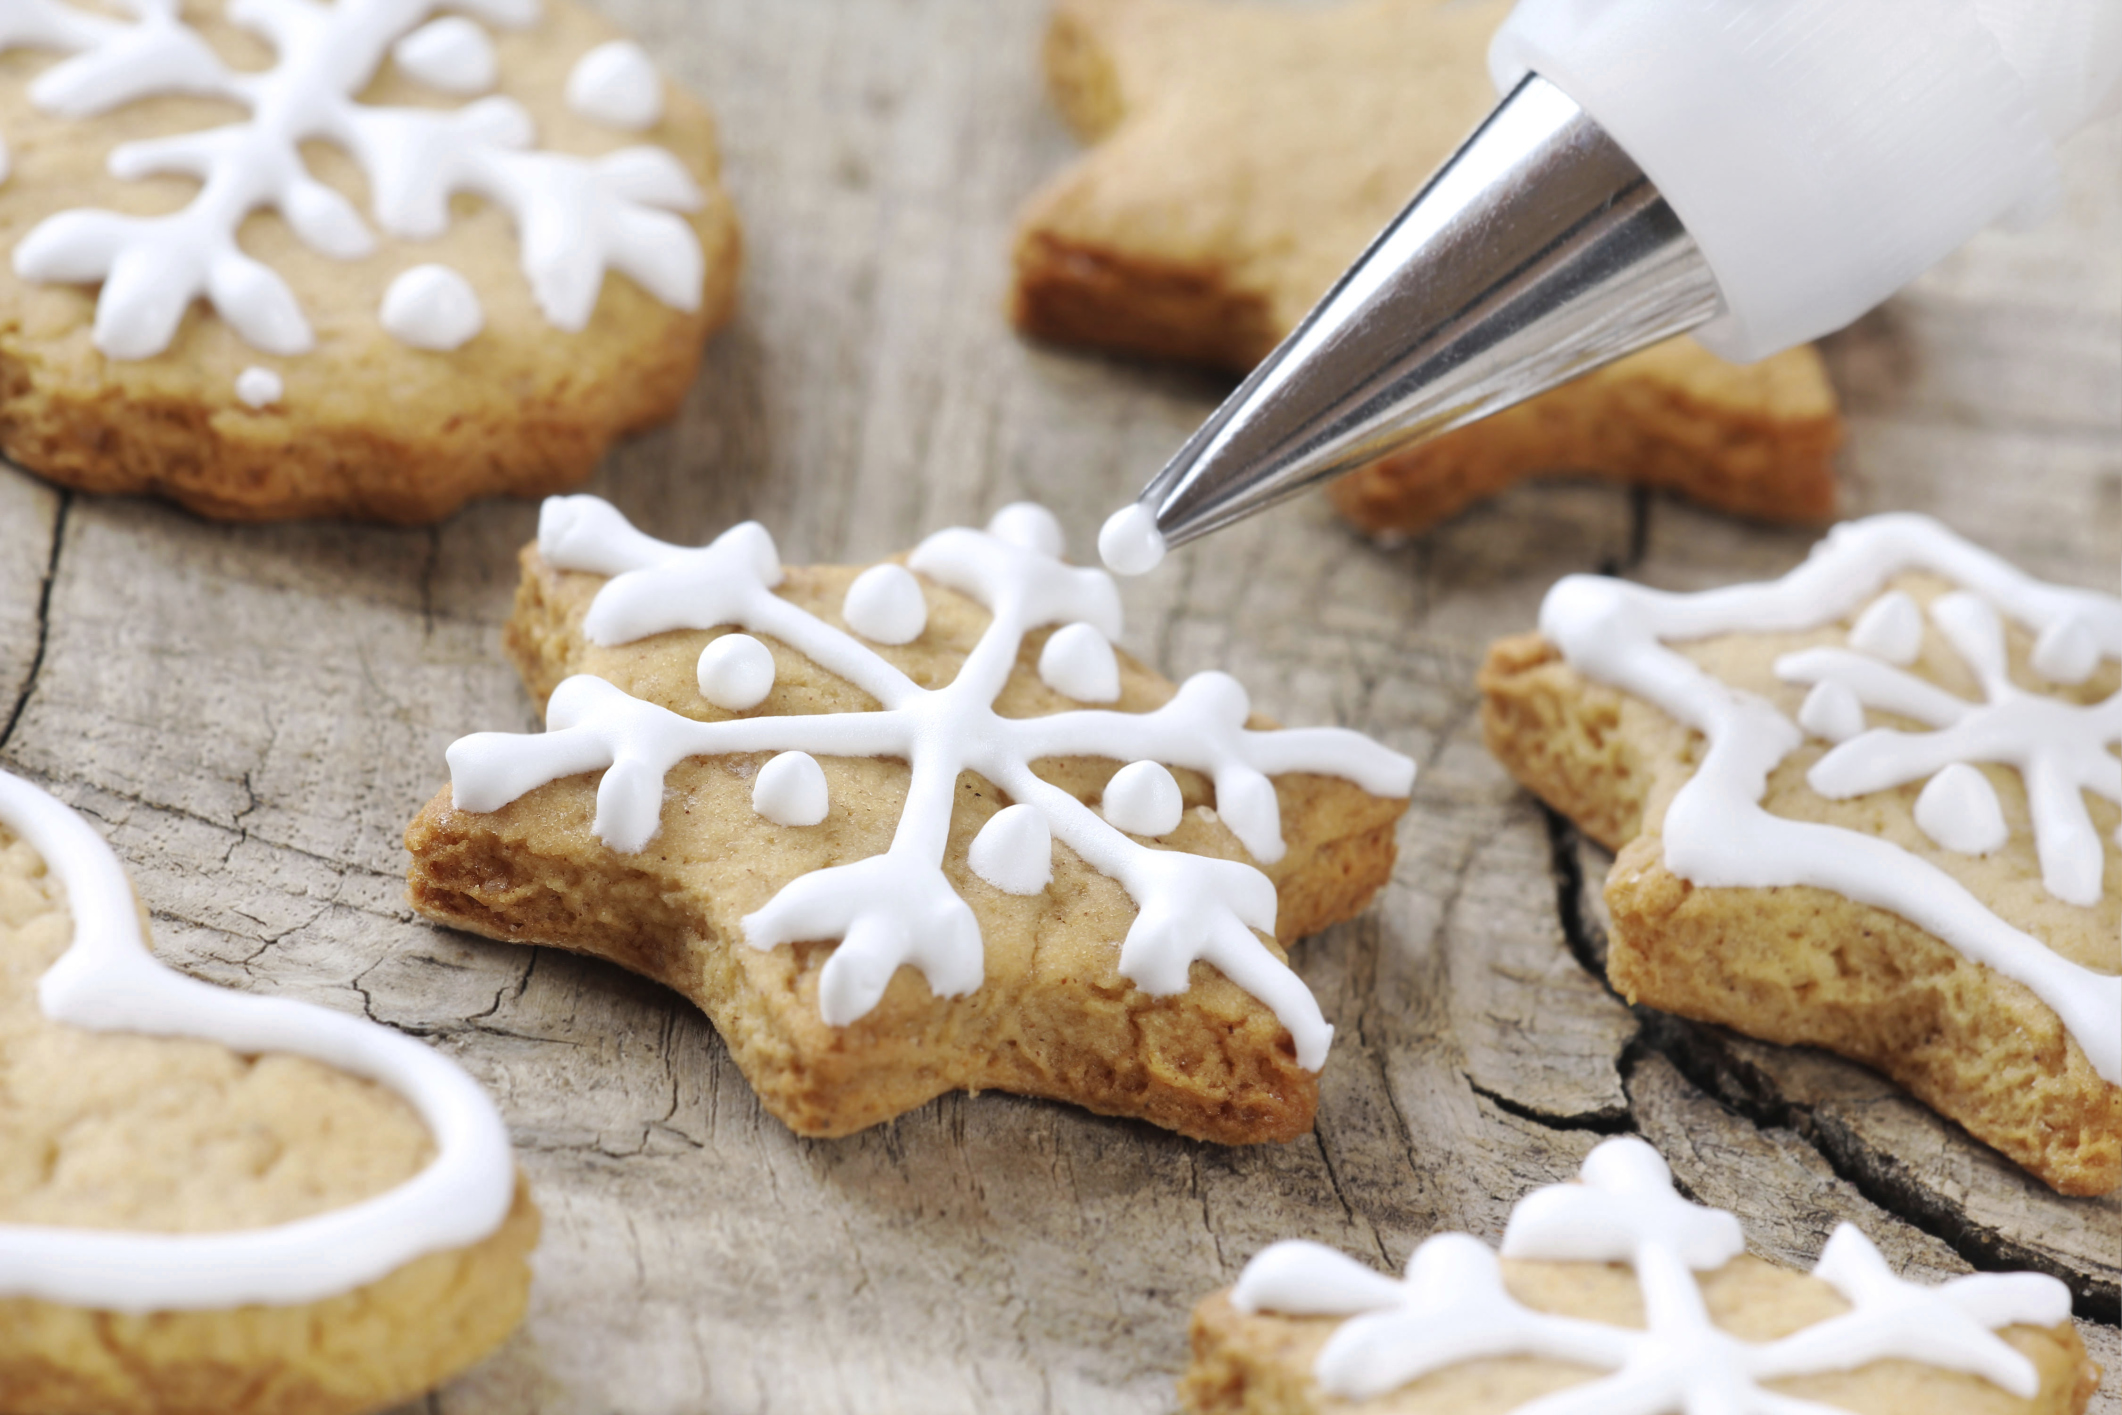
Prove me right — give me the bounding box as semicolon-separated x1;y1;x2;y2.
987;502;1065;559
967;804;1053;895
1101;760;1182;837
1913;763;2009;856
2031;615;2098;684
234;366;282;408
391;16;496;95
1848;591;1923;665
566;40;665;130
1796;680;1865;743
752;751;828;827
842;564;927;644
697;634;774;711
1099;502;1166;576
380;265;484;351
1038;622;1121;703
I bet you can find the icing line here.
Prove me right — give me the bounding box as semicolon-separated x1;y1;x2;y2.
1539;513;2121;1084
0;768;515;1312
1234;1136;2073;1407
1;0;706;358
444;497;1417;1071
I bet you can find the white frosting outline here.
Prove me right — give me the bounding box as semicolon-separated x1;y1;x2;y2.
1233;1136;2074;1407
1539;514;2121;1085
442;497;1417;1070
0;768;515;1313
0;0;707;359
563;36;661;131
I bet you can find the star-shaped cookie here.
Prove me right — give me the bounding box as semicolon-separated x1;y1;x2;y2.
1013;0;1842;534
405;498;1413;1144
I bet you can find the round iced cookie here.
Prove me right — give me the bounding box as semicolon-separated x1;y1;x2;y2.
0;0;741;523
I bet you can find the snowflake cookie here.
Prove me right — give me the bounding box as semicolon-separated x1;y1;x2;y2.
1015;0;1841;533
1184;1137;2094;1414
0;767;533;1415
1480;515;2121;1194
0;0;740;522
404;496;1415;1142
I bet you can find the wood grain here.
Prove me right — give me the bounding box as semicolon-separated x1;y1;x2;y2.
0;3;2113;1412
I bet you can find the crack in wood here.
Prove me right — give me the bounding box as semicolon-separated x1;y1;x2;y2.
0;490;66;753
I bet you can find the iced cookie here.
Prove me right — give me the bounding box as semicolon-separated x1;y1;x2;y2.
1478;516;2121;1194
1013;0;1840;534
1183;1137;2097;1414
0;769;535;1414
405;496;1414;1143
0;0;740;523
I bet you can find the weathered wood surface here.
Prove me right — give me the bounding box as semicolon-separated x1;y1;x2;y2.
0;3;2117;1411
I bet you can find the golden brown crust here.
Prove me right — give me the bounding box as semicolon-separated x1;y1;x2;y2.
1012;0;1842;533
0;1178;539;1415
1181;1260;2099;1414
405;544;1408;1143
1477;627;2122;1196
0;0;741;524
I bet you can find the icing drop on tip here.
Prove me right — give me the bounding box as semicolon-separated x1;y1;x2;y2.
1038;622;1121;703
380;264;484;350
1849;590;1925;664
1913;764;2010;856
1098;503;1165;576
842;563;927;645
234;366;282;408
1796;679;1865;743
697;633;775;711
753;751;828;827
565;40;664;130
392;16;497;95
2031;615;2099;684
967;804;1053;896
1101;760;1183;837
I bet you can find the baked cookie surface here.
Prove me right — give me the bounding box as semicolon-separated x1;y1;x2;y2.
0;770;535;1415
1479;516;2121;1194
1014;0;1840;533
1184;1137;2098;1414
405;497;1414;1143
0;0;740;523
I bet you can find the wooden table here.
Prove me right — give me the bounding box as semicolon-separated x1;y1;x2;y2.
1;3;2116;1411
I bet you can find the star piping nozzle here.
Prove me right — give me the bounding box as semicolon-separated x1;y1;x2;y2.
1099;74;1722;574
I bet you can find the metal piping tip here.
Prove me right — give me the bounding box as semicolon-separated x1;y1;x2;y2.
1102;74;1725;573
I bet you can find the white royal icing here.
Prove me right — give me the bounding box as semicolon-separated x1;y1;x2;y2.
391;14;496;94
1796;679;1865;744
696;632;774;711
841;562;927;646
564;37;662;131
1233;1136;2073;1407
1540;514;2121;1084
1914;763;2009;857
2033;615;2099;685
0;768;514;1313
234;365;282;408
1847;590;1925;665
1038;621;1121;703
380;263;485;350
1098;502;1166;577
0;0;706;358
968;803;1053;896
752;750;828;828
443;497;1416;1068
1101;759;1183;837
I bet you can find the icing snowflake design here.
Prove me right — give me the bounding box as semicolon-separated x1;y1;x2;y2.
0;0;705;359
444;497;1416;1070
1541;514;2121;1086
1775;588;2122;907
1234;1137;2073;1410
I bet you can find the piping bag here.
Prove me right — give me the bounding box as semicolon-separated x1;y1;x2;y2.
1096;0;2122;576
